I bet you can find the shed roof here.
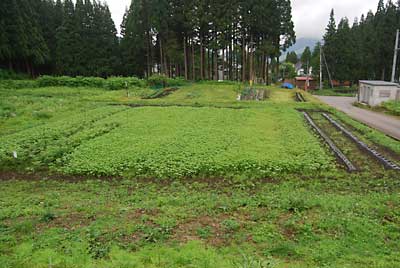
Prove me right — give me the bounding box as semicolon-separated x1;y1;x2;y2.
295;77;314;81
359;80;399;87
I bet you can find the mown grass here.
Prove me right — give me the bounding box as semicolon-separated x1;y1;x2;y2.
0;82;400;267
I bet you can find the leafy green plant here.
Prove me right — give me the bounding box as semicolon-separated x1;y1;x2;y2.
222;219;241;232
196;226;212;239
40;212;56;223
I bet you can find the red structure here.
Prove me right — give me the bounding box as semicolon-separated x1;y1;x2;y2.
295;77;317;91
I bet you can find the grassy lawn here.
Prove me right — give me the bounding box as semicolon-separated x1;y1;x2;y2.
1;82;399;267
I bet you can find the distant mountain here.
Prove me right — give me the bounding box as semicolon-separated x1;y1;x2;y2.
280;38;319;61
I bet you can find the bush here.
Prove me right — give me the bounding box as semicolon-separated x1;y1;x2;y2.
0;80;38;89
36;75;146;90
381;100;400;116
37;76;105;88
104;77;146;90
0;69;30;80
147;74;186;88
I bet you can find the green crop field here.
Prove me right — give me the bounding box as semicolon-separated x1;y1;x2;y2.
1;82;400;268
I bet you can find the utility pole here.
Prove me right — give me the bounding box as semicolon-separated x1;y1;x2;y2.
319;44;323;90
321;46;334;89
391;29;400;83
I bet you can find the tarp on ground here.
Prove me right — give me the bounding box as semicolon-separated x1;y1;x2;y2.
282;83;294;89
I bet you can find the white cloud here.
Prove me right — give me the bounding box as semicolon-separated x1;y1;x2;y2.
292;0;378;39
105;0;380;38
105;0;131;31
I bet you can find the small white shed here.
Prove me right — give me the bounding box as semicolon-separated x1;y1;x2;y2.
358;80;400;106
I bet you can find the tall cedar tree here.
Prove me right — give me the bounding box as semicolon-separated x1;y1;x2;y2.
321;0;400;83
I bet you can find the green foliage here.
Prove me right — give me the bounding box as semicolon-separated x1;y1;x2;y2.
0;80;38;89
40;212;56;223
142;87;179;99
300;47;312;71
147;74;186;88
279;62;297;79
1;174;400;267
381;101;400;116
322;3;400;82
105;77;146;90
285;52;298;64
1;81;400;268
36;76;145;90
0;69;30;80
222;219;241;232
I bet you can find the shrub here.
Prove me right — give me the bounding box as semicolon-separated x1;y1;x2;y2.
105;77;146;90
0;80;38;89
147;74;169;88
37;76;105;88
382;101;400;116
36;75;146;90
147;74;186;88
0;69;30;80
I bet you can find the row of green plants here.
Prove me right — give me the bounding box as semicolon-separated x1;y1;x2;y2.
0;106;127;171
0;104;332;178
59;107;332;178
0;74;187;90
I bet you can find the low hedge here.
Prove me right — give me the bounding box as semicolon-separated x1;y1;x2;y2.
1;75;187;90
37;76;146;90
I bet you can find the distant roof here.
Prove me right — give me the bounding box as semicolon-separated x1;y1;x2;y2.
359;80;399;87
296;77;314;81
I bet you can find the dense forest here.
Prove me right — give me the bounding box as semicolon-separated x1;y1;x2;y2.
321;0;400;83
0;0;119;77
3;0;400;84
0;0;295;82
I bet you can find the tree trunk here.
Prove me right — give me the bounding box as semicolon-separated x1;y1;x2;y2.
200;37;204;80
266;56;270;85
214;49;218;80
249;35;254;84
184;37;188;80
159;37;164;75
276;56;280;82
242;36;246;82
25;60;32;77
222;49;225;81
147;31;151;77
262;53;266;84
192;39;195;80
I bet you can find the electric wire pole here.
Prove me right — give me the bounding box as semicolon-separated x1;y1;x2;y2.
319;44;323;89
391;29;400;83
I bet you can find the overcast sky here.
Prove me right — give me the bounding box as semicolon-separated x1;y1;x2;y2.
106;0;380;40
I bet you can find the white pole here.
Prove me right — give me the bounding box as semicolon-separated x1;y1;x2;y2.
391;29;399;83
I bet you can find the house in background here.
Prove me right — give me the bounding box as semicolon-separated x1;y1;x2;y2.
358;80;400;106
295;77;317;91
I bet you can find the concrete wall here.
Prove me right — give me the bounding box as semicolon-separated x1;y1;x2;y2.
359;83;400;106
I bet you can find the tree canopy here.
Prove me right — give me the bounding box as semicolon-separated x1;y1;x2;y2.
322;0;400;82
0;0;118;77
0;0;295;81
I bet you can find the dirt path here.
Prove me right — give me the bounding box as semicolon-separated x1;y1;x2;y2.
315;96;400;140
